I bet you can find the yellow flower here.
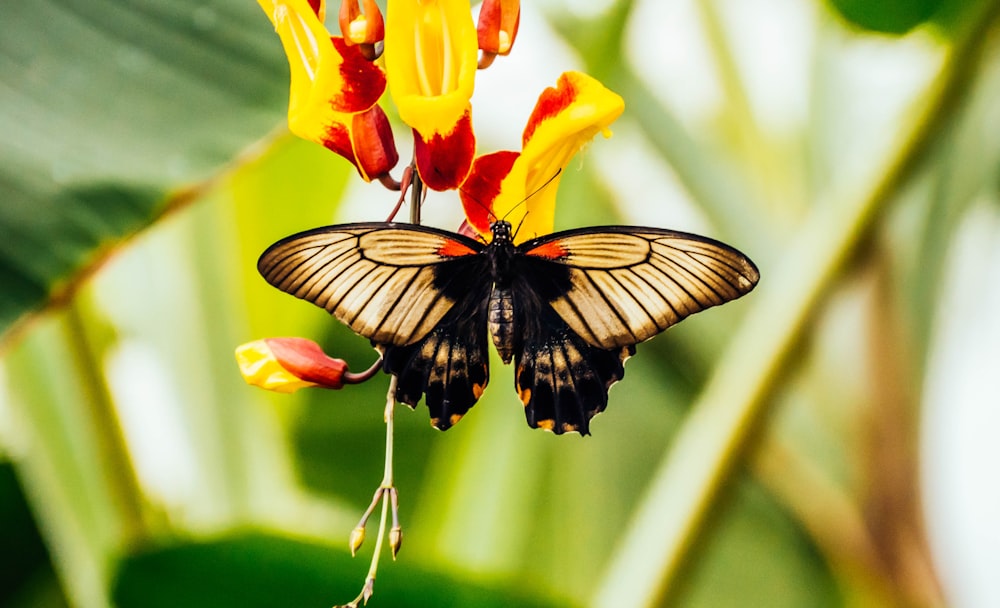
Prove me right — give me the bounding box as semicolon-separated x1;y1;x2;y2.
461;71;625;242
259;0;397;180
384;0;479;190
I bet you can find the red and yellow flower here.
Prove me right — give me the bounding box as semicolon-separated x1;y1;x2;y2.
259;0;397;181
460;71;625;242
245;2;625;391
236;337;349;392
383;0;479;190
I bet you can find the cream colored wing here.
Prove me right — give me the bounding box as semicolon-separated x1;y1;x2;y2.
519;227;759;350
258;223;485;346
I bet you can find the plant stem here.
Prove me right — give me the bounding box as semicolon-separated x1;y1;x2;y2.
590;3;1000;606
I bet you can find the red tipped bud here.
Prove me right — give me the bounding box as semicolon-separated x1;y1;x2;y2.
477;0;520;68
235;337;348;392
339;0;384;51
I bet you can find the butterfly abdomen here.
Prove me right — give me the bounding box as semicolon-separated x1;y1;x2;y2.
488;286;516;363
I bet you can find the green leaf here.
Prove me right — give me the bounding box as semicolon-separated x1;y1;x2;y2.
111;532;568;608
825;0;944;34
0;0;288;338
0;463;69;606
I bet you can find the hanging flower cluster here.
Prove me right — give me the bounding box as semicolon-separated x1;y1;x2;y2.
239;1;624;604
255;0;622;238
244;0;624;391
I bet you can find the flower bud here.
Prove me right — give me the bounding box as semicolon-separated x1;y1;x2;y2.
235;337;348;392
349;525;366;556
339;0;384;45
477;0;520;68
389;525;403;559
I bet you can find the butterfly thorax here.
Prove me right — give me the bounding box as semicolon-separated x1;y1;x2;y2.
486;221;519;363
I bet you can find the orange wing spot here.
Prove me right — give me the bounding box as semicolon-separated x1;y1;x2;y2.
526;241;568;260
518;386;532;406
449;413;464;426
536;419;555;431
436;238;478;258
561;422;578;434
472;381;486;399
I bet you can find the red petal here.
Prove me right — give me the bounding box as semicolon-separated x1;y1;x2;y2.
460;150;518;234
352;105;399;179
522;73;578;146
331;37;386;112
413;110;475;191
320;122;355;163
266;338;348;389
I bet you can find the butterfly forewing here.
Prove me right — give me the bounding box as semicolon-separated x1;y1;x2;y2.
521;227;760;350
258;224;484;347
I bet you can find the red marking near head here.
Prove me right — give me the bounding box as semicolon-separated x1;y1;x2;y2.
526;241;568;260
437;238;478;258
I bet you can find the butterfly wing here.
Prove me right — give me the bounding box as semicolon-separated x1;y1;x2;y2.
507;226;758;434
380;281;492;430
258;223;486;346
518;226;760;350
258;223;494;430
511;297;634;435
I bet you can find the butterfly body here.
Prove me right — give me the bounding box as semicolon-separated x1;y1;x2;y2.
259;220;759;435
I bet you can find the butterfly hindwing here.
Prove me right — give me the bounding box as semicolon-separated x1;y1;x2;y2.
258;222;496;430
513;308;634;435
519;227;760;350
258;223;484;346
380;286;491;430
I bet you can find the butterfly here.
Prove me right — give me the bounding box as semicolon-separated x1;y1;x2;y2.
258;220;759;435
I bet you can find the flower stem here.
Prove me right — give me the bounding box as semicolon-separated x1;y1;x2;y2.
409;161;423;225
590;3;1000;606
343;375;399;607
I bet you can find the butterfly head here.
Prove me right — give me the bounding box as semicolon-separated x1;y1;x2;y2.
489;220;514;244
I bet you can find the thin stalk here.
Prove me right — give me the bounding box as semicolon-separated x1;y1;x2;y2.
342;375;399;608
591;4;1000;606
409;162;423;225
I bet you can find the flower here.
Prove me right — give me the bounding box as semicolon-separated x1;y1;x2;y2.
460;71;625;242
384;0;479;190
259;0;398;180
476;0;520;68
338;0;384;46
235;337;349;392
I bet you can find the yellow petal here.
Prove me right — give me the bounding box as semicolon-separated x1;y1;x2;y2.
235;340;319;393
491;72;625;242
384;0;478;138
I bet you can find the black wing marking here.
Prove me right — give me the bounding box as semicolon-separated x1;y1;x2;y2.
510;289;633;435
519;226;759;350
258;223;484;346
381;279;492;430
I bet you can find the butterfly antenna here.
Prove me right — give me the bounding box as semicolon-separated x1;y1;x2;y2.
501;168;562;223
456;180;499;225
503;168;562;239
